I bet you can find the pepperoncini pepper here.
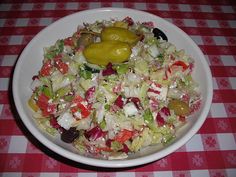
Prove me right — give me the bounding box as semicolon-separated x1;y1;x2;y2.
83;41;131;66
101;27;139;45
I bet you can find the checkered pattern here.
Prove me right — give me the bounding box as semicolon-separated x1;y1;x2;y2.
0;0;236;176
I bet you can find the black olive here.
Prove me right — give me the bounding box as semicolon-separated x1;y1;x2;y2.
61;127;80;143
152;28;168;41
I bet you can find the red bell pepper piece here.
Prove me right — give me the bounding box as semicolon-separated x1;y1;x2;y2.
172;61;188;71
114;129;134;144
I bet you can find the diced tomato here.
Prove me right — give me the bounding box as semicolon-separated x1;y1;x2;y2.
37;93;56;116
37;93;49;110
71;95;91;118
72;95;84;103
171;61;188;71
78;103;90;118
46;104;57;114
40;60;53;77
54;58;68;74
64;37;74;46
114;129;134;144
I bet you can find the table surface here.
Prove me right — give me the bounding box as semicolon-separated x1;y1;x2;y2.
0;0;236;176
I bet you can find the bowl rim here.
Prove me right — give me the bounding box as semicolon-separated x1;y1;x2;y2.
12;7;213;168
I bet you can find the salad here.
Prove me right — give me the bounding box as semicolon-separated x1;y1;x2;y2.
28;17;201;160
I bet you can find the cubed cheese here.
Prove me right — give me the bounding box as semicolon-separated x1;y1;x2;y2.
123;102;138;117
57;112;76;130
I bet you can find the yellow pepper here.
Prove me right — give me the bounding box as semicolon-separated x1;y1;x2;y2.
101;27;139;45
83;41;131;66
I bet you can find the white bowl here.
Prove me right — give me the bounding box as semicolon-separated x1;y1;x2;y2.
12;7;213;168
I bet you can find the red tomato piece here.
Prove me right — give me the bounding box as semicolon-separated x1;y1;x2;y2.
40;60;53;77
54;58;68;74
37;93;49;110
37;93;56;116
64;37;74;46
71;95;91;118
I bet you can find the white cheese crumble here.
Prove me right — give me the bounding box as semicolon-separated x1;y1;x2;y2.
123;102;138;117
57;112;76;130
148;44;159;58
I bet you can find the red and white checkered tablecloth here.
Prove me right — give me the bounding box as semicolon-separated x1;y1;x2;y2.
0;0;236;176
